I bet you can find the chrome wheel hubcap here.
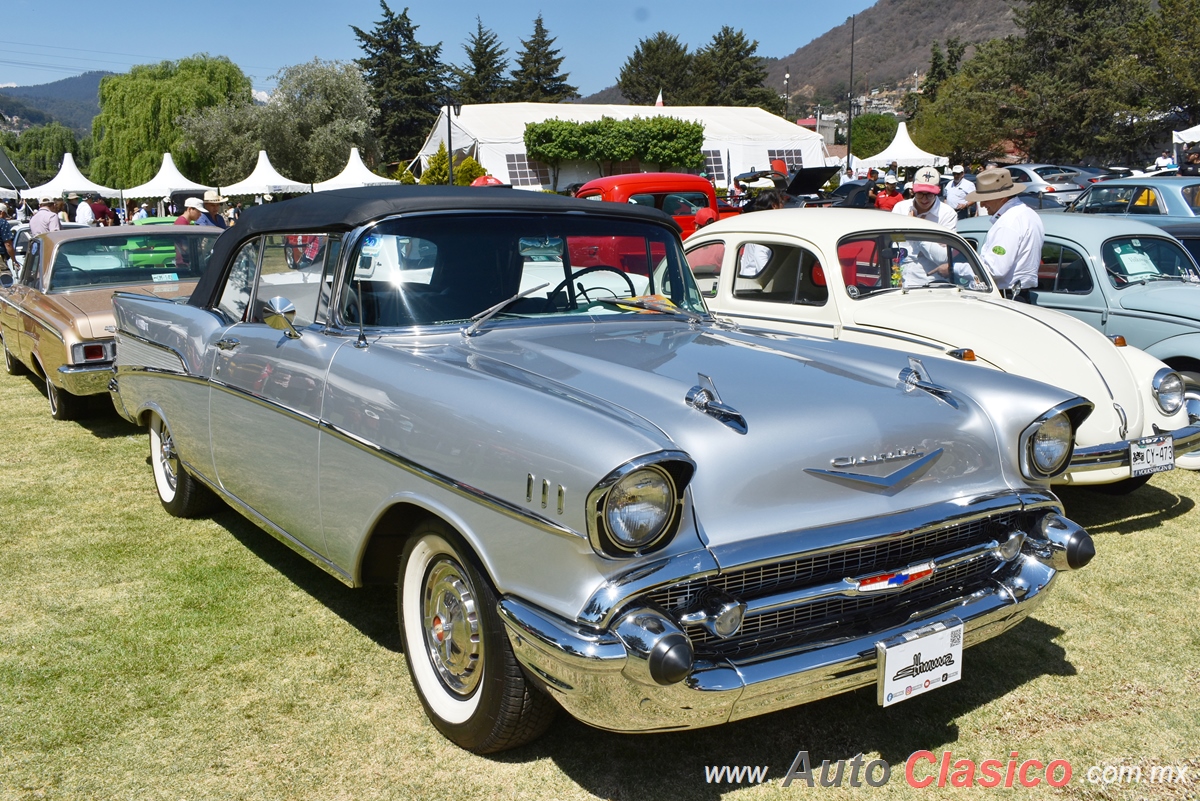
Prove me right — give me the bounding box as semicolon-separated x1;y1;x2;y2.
422;557;483;697
158;426;179;491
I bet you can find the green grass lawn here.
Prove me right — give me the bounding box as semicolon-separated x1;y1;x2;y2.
1;369;1197;800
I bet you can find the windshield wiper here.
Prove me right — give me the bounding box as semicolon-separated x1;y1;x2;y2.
592;296;708;323
461;282;549;338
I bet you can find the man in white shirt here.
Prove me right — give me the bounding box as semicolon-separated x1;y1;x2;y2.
29;197;62;236
967;167;1045;302
74;196;95;226
893;167;965;286
943;165;975;219
1154;150;1175;170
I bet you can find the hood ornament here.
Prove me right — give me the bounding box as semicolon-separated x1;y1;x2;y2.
899;357;956;406
685;373;747;434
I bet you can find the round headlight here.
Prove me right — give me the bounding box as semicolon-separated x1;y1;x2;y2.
1030;411;1074;476
603;467;675;553
1152;369;1185;415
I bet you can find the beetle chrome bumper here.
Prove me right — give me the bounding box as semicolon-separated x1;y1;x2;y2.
1069;423;1200;472
498;554;1060;734
57;362;114;396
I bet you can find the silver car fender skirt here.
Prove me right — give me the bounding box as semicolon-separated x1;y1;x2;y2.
497;556;1058;734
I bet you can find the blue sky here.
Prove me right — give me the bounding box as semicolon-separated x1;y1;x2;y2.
2;0;876;97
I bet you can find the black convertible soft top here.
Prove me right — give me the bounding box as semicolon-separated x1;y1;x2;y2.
189;185;680;309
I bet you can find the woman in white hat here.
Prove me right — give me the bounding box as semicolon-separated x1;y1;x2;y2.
965;167;1044;302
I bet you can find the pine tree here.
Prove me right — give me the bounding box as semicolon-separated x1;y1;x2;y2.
617;32;696;105
352;2;447;163
452;17;510;104
509;14;578;102
692;27;781;113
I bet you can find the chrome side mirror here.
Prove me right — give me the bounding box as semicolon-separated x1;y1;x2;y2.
262;296;301;339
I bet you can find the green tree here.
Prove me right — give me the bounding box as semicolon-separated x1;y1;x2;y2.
920;38;964;102
578;117;637;175
90;55;251;188
1008;0;1153;162
2;123;84;185
849;113;898;159
258;59;380;184
419;141;450;184
176;101;262;186
509;14;578;102
352;2;447;163
617;32;695;105
908;40;1012;166
692;27;781;113
630;116;704;169
1136;0;1200;126
454;155;487;185
452;17;510;104
524;118;583;189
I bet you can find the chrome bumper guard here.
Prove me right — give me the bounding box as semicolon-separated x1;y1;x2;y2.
56;362;114;396
1070;423;1200;471
499;554;1058;734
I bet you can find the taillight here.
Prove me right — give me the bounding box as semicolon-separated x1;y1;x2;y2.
1044;186;1056;192
82;344;106;361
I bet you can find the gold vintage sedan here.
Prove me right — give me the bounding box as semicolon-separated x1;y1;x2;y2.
0;226;220;419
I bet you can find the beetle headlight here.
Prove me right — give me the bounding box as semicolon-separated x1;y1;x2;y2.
587;455;693;558
1152;368;1185;415
1021;411;1074;478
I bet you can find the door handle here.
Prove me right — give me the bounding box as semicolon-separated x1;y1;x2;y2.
216;337;241;351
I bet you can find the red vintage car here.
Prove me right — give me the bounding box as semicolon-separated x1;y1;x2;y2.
574;172;737;239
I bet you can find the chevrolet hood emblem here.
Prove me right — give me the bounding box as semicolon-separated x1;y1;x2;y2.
805;449;944;494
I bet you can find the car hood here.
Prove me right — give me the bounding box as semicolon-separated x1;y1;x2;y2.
1115;280;1200;323
847;291;1141;446
53;283;194;340
460;321;1036;550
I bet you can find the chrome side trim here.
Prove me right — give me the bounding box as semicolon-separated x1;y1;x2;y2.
115;330;187;373
209;378;323;429
181;458;355;587
319;420;585;542
7;306;65;343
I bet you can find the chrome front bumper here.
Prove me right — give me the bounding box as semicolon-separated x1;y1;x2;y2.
1069;423;1200;472
498;555;1058;734
57;362;114;396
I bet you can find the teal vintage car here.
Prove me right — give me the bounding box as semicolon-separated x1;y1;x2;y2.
959;213;1200;435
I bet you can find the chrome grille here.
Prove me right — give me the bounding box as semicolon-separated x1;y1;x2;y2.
645;511;1024;658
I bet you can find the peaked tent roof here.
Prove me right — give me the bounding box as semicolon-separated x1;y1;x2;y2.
25;152;119;198
123;153;213;198
860;122;948;168
0;148;28;192
219;150;311;196
313;148;398;192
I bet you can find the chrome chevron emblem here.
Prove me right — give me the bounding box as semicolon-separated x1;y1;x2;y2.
805;448;944;493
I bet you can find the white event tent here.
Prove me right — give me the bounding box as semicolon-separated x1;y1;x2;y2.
859;122;948;169
313;148;398;191
415;103;829;190
1173;124;1200;146
123;153;213;199
219;150;310;197
25;153;119;198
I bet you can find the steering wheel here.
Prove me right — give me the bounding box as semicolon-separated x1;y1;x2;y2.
544;265;637;311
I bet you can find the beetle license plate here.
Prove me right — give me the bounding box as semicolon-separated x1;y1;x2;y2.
1130;435;1174;478
876;619;963;707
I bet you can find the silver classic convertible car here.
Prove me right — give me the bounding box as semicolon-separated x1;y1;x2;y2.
109;187;1095;753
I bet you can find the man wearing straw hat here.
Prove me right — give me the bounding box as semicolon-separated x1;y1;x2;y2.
966;167;1044;303
198;189;228;229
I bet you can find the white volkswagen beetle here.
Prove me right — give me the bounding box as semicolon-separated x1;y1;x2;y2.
687;208;1200;492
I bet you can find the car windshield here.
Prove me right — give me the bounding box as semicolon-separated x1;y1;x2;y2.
1101;235;1200;287
339;213;705;327
837;231;992;298
47;233;218;291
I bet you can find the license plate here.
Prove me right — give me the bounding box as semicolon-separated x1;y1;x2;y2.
1130;434;1174;478
877;619;963;707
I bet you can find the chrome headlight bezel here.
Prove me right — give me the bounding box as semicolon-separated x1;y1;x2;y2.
586;453;694;559
1020;400;1090;480
1151;368;1185;416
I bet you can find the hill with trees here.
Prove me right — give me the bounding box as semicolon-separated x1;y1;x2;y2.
0;71;112;135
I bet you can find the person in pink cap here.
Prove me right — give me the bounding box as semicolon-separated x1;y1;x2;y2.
891;166;958;231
